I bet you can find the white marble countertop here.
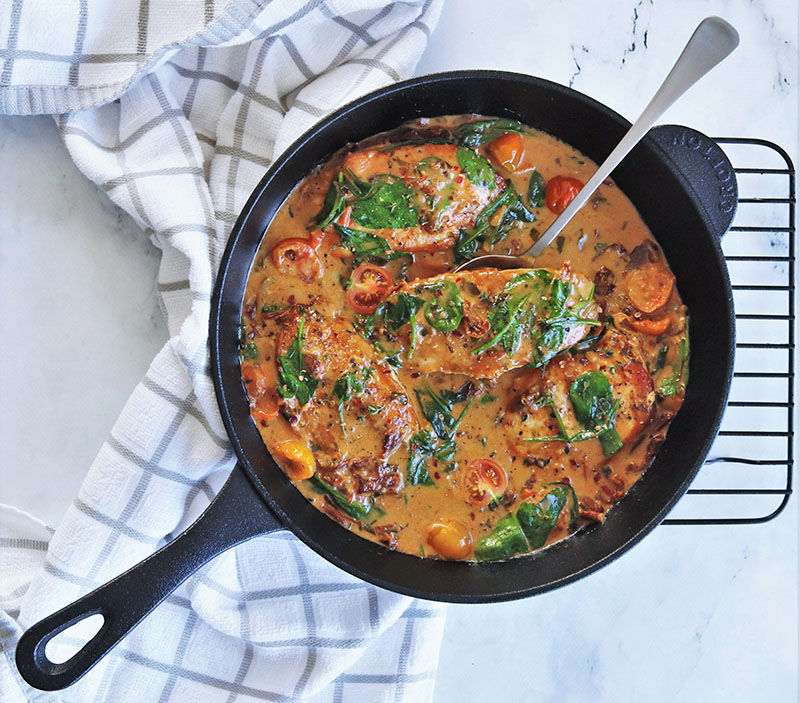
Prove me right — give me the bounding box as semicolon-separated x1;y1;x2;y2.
0;0;797;701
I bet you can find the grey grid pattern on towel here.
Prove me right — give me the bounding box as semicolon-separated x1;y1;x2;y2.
0;1;446;701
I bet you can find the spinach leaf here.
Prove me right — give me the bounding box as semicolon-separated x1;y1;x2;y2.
502;269;553;293
310;173;346;229
422;280;464;333
407;430;456;485
364;292;424;337
474;513;529;561
334;224;406;265
332;367;371;430
414;385;473;441
241;342;259;360
407;385;472;485
307;475;384;523
276;314;318;406
472;293;530;356
364;293;425;358
569;371;623;456
525;391;621;455
456;146;497;188
654;343;669;374
530;278;600;367
349;176;419;229
658;324;689;397
454;181;534;261
455;118;531;148
517;483;579;548
527;170;546;208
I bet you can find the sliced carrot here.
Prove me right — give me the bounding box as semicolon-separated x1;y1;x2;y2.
272;440;316;480
628;315;671;336
625;265;675;313
488;133;524;172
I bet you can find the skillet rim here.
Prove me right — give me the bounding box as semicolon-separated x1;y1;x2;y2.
210;69;735;603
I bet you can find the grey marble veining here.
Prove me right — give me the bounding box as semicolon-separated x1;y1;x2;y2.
0;1;797;701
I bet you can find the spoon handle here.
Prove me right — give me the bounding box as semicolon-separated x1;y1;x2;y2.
528;16;739;258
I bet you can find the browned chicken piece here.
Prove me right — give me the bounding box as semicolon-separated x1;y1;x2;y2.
341;144;503;252
368;265;600;380
503;328;656;461
274;308;418;497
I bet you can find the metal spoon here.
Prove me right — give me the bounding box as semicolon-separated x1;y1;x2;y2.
455;16;739;272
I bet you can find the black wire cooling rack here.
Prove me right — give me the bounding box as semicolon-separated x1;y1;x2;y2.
664;137;795;525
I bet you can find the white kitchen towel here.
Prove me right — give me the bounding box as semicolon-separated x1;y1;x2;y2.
0;1;447;701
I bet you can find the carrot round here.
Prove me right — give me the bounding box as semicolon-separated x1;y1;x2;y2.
625;265;675;313
488;133;524;172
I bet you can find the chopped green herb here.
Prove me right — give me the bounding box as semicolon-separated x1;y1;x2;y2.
479;394;498;405
241;342;259;360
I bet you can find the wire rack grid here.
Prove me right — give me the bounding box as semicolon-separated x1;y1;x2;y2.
663;137;795;525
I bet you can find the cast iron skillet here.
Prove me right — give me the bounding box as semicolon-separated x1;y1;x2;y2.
16;71;737;691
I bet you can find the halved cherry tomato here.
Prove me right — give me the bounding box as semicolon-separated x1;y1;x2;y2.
427;520;474;559
625;265;675;313
272;238;323;282
242;362;280;424
336;205;352;227
308;229;326;249
545;175;584;214
488;133;524;172
464;458;508;508
628;315;671;336
272;440;316;480
345;263;394;314
242;362;269;398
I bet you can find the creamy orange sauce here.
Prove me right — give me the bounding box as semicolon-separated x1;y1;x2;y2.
240;116;688;561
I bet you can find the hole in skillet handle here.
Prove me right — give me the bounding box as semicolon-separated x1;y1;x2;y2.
647;124;738;239
15;466;281;691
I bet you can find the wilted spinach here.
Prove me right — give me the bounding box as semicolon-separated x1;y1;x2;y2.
276;314;318;406
454;118;531;147
334;224;407;265
307;475;384;523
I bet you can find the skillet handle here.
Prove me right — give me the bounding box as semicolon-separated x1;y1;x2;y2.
15;466;280;691
648;124;738;239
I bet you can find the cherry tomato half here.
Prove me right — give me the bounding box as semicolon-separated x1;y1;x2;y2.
272;238;323;282
488;132;524;172
346;263;394;314
427;519;474;560
545;175;584;214
464;458;509;508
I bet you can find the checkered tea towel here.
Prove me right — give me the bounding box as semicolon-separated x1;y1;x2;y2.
0;1;447;701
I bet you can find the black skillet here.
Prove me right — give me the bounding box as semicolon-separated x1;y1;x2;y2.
16;71;737;691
